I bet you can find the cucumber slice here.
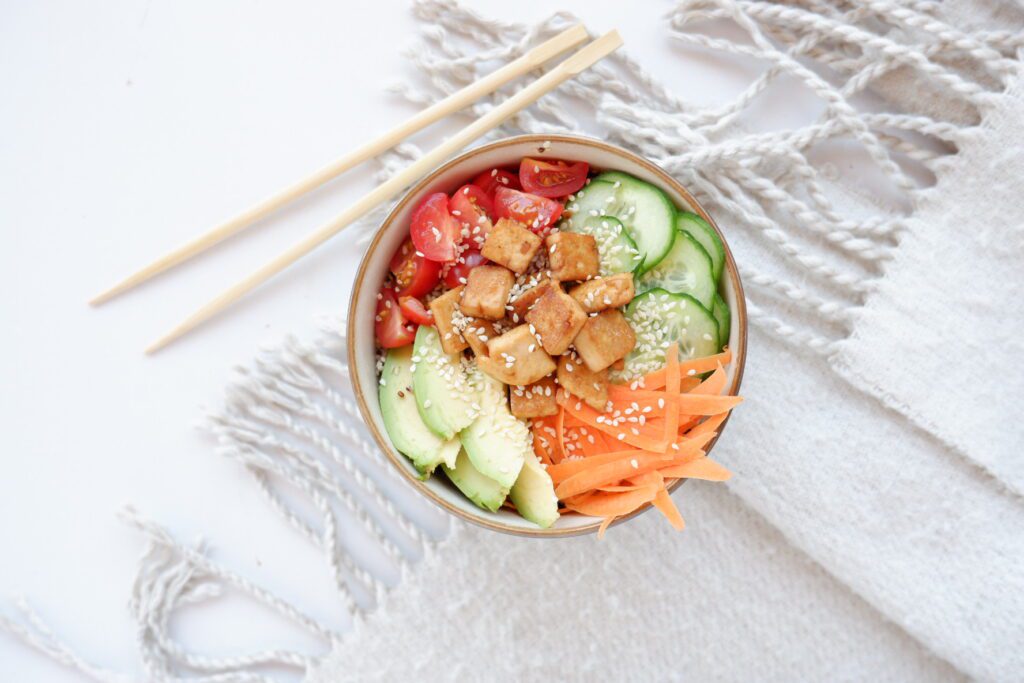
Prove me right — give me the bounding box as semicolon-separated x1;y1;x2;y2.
678;212;725;283
559;214;640;275
563;176;676;275
635;230;715;308
712;293;731;348
620;289;720;378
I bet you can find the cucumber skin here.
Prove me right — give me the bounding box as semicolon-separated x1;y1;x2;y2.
635;229;715;309
585;173;678;276
678;212;726;283
712;293;731;349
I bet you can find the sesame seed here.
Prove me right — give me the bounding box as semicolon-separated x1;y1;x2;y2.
423;399;432;408
630;458;639;469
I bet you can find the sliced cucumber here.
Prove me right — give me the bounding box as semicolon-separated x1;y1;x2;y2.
678;212;725;283
562;176;676;275
620;289;720;378
635;230;715;308
559;214;640;275
712;293;731;348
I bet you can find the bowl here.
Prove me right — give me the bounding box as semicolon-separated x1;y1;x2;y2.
348;134;746;537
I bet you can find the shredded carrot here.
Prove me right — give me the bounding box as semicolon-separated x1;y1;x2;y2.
687;412;729;439
554;407;566;464
563;486;660;518
556;445;711;499
639;350;732;390
690;364;727;395
652;488;686;530
674;393;743;416
658;456;732;481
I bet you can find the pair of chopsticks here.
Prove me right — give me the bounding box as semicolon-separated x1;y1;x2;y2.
90;25;623;353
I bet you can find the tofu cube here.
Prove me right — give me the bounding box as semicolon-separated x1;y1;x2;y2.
573;309;636;372
569;273;635;313
557;352;609;411
462;318;497;358
427;286;468;354
459;265;514;320
524;285;588;356
481;218;542;274
485;325;556;386
509;377;559;419
509;278;552;322
545;232;599;281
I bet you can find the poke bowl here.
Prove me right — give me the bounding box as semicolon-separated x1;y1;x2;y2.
349;134;746;537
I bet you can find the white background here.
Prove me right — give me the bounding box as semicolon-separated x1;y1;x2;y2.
0;1;769;679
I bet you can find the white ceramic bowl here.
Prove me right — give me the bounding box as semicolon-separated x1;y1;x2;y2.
349;134;747;537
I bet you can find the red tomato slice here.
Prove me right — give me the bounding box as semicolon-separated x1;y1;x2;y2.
443;248;488;289
519;158;589;198
375;288;416;348
472;168;521;196
494;187;564;232
389;237;441;298
398;296;434;326
410;193;461;262
450;184;494;248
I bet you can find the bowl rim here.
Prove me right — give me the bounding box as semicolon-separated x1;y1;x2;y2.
348;133;747;538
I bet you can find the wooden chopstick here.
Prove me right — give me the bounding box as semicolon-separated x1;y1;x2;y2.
145;30;623;354
88;24;589;306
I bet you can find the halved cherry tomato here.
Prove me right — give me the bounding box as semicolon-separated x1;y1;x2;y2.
494;187;564;231
443;248;488;289
389;237;441;298
410;192;461;262
472;168;521;196
519;158;589;198
375;288;416;348
450;184;494;223
398;296;434;326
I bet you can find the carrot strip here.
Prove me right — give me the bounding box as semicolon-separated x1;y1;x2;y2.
597;516;615;539
562;398;670;452
674;393;743;416
690;364;727;395
556;446;710;499
563;486;659;518
639;350;732;390
609;379;700;401
686;412;729;439
532;428;552;466
547;449;654;483
658;456;732;481
554;406;567;464
652;488;685;530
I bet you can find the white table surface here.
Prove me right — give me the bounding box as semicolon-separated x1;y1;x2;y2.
0;2;772;679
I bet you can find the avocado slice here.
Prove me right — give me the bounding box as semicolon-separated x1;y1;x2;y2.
510;453;560;529
443;448;507;512
460;374;529;491
412;326;480;440
379;346;460;476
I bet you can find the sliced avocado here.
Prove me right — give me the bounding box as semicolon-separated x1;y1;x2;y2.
443;448;507;512
412;326;480;441
510;453;560;529
460;374;528;491
379;346;460;476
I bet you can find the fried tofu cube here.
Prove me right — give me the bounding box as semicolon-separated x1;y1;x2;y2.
557;353;609;411
462;318;497;358
545;232;599;281
573;309;636;372
509;377;559;418
509;278;552;322
485;325;556;386
569;273;635;313
427;286;468;354
459;265;514;320
481;218;542;274
524;284;588;356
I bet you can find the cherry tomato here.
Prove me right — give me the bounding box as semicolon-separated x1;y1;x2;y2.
519;158;589;198
472;168;521;196
494;187;564;231
389;237;441;298
375;288;416;348
443;248;488;289
410;192;461;262
398;296;434;326
450;184;494;223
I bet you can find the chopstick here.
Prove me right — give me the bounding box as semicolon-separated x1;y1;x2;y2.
145;29;623;354
89;24;590;306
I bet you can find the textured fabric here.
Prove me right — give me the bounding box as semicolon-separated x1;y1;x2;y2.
309;483;960;683
832;75;1024;496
